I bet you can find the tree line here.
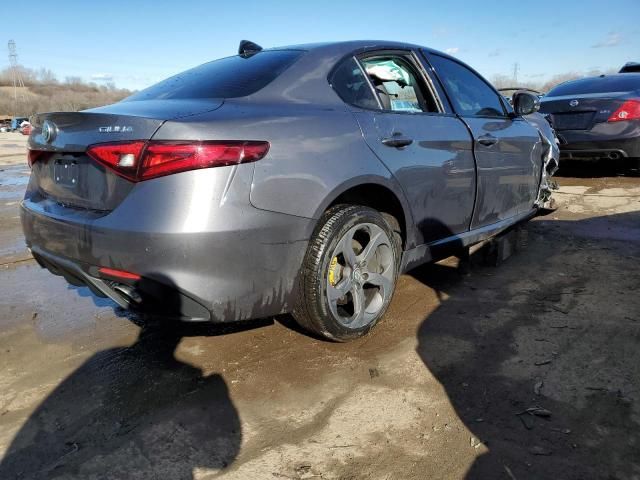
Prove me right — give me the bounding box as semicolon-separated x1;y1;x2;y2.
490;67;618;93
0;66;132;117
0;63;622;118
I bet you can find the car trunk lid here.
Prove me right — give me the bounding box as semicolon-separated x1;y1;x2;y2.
539;92;629;131
28;99;223;211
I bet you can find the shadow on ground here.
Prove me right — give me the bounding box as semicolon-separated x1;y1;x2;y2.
0;276;247;480
2;212;640;479
555;158;640;178
414;212;640;479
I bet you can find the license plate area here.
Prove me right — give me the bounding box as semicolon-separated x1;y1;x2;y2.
552;111;595;131
53;158;79;187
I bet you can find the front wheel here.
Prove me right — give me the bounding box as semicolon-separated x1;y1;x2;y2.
293;205;400;341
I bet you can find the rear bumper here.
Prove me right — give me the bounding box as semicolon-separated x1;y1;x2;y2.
21;167;314;322
29;245;213;321
556;120;640;160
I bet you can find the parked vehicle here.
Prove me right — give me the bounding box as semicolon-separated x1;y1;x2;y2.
10;117;29;132
22;40;558;341
539;73;640;166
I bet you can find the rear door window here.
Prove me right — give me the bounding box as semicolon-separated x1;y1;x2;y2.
428;54;506;117
126;50;303;101
330;57;380;110
359;54;440;113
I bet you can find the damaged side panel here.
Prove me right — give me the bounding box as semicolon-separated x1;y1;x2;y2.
524;112;560;209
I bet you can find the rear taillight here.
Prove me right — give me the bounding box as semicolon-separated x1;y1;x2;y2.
87;140;270;182
86;141;145;180
608;99;640;122
140;142;269;180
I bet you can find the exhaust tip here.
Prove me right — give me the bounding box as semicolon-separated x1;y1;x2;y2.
609;152;621;160
112;284;142;304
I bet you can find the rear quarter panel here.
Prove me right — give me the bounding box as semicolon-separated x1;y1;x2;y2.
155;101;414;240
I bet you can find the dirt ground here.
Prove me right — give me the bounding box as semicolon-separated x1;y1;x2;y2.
0;131;29;166
0;142;639;479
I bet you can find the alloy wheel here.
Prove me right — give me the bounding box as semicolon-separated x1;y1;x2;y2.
326;223;395;329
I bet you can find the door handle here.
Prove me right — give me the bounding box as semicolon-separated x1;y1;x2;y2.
477;134;498;147
382;134;413;148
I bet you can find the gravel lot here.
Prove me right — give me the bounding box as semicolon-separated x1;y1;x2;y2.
0;131;28;166
0;133;639;480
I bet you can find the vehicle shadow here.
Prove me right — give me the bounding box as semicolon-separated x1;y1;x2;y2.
555;159;639;178
0;275;245;480
412;214;640;479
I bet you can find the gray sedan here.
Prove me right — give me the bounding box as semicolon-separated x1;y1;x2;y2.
21;40;558;341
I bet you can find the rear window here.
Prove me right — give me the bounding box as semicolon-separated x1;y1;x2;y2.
547;75;640;97
125;50;303;101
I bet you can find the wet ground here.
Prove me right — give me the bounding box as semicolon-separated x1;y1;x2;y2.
0;148;639;479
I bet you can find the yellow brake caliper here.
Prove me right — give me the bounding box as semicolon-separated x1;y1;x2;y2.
328;255;341;287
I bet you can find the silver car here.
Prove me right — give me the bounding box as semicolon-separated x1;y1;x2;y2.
21;40;558;341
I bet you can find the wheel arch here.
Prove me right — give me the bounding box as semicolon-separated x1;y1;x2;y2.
312;178;415;250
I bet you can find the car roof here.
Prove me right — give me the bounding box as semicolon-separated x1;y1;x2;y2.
551;73;640;89
267;40;448;58
240;40;456;106
545;73;640;97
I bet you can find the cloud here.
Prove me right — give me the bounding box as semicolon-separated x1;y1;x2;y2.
90;73;114;81
592;33;622;48
488;49;503;57
445;47;459;55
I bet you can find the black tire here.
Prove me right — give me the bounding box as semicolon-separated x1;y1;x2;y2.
293;204;401;341
626;157;640;177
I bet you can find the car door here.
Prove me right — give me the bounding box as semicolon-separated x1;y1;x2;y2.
423;52;541;228
337;51;476;245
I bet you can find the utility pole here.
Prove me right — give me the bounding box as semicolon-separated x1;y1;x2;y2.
7;40;26;117
512;62;520;85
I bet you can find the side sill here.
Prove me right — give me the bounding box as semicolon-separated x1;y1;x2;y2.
400;208;538;273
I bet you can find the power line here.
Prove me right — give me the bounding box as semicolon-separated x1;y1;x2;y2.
7;39;26;116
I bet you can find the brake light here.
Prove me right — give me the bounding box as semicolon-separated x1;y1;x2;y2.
87;140;269;182
140;142;269;180
86;141;146;181
608;99;640;122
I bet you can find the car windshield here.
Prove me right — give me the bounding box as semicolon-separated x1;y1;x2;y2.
546;75;640;97
125;50;304;101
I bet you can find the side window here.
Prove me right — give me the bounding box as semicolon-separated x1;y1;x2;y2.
428;54;505;117
330;57;379;110
360;55;439;113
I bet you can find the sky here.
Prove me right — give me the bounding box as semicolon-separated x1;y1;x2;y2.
1;0;639;91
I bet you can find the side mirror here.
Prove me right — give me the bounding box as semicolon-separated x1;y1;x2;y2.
512;91;540;116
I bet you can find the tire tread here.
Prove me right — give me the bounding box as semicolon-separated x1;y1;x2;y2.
293;204;399;341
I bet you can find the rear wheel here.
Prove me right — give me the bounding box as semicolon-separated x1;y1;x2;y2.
293;205;400;341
